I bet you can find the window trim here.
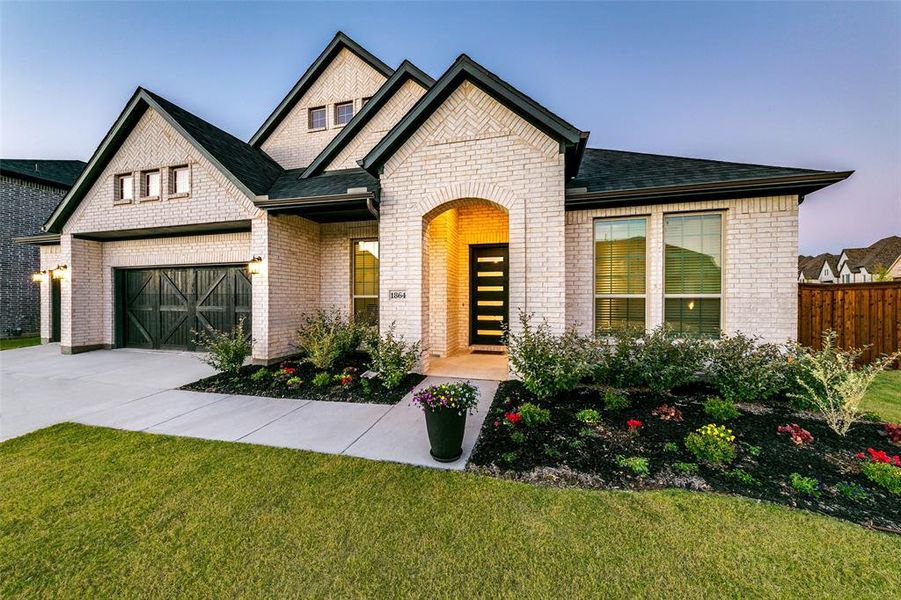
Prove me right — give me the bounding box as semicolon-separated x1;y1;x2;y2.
113;172;135;205
351;237;379;324
592;216;650;334
334;101;354;127
662;210;725;336
139;169;161;201
168;164;192;198
308;106;327;130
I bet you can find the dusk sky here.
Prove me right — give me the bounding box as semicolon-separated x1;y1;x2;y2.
1;1;898;255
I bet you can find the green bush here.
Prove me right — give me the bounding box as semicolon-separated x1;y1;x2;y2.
862;462;901;495
685;424;736;466
836;482;868;501
363;322;421;389
707;333;788;402
510;431;526;444
506;312;590;400
588;326;642;387
790;473;821;497
575;408;601;425
662;442;679;454
673;462;699;475
294;309;361;371
194;318;252;375
603;389;630;412
312;372;332;387
519;402;551;428
251;367;271;382
615;455;650;476
703;396;740;421
725;468;759;486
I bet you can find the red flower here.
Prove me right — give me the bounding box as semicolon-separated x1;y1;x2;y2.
338;374;353;385
504;411;522;425
854;452;865;459
626;419;643;432
863;448;901;467
281;367;296;375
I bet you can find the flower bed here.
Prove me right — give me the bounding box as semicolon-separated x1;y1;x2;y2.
181;351;425;404
468;380;901;531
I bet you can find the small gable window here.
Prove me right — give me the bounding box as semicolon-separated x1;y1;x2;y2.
170;165;190;196
141;169;161;199
308;106;327;130
115;173;134;203
334;101;354;126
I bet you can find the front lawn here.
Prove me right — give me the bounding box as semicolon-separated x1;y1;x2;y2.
0;336;39;351
1;424;899;597
864;370;901;422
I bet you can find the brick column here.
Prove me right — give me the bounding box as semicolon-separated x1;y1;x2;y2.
60;234;104;354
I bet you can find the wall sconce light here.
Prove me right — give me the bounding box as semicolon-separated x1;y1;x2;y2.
31;270;49;283
247;256;263;276
51;265;68;280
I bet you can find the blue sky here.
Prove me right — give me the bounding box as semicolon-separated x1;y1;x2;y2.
1;1;898;254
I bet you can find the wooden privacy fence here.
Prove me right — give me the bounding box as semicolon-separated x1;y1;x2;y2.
798;282;901;367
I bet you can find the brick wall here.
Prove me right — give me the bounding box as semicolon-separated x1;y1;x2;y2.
261;48;388;170
565;195;799;343
320;220;379;311
0;175;67;336
39;244;62;341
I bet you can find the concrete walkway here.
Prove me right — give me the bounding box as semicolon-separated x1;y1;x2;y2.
1;344;499;470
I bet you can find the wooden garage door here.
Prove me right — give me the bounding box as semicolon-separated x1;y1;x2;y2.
118;266;251;350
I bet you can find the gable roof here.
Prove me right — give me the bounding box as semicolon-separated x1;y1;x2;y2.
250;32;394;148
1;159;86;189
301;60;435;178
799;253;840;280
359;54;586;177
842;236;901;273
268;167;378;200
566;148;852;209
44;88;283;233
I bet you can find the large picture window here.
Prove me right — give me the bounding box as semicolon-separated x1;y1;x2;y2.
352;239;379;325
594;218;646;333
664;213;722;336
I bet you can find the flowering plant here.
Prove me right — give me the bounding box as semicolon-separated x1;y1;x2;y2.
411;381;479;414
685;423;736;465
651;404;683;422
626;419;643;433
334;373;353;385
855;448;901;467
279;366;296;377
504;411;522;425
880;423;901;446
776;423;814;446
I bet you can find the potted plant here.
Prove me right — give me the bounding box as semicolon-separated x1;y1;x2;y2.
411;381;480;462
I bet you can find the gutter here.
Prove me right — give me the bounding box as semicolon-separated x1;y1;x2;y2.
13;233;61;246
254;191;376;211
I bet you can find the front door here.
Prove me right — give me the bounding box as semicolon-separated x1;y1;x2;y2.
469;244;509;345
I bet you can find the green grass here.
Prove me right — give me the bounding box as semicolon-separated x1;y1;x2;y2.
2;424;899;598
863;370;901;423
0;336;39;351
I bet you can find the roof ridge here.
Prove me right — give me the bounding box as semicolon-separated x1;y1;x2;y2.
585;147;829;174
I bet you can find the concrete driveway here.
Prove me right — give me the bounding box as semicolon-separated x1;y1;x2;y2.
1;344;498;469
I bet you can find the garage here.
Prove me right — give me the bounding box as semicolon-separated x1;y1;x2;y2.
115;266;251;350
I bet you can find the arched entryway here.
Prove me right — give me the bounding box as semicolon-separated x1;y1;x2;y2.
421;198;509;378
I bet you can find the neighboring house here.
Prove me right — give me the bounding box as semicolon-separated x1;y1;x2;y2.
1;160;85;337
18;32;852;369
798;236;901;284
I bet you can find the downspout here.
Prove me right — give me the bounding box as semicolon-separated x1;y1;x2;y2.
366;197;379;220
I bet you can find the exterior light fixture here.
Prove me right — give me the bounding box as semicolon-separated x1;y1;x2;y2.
247;256;263;276
31;270;49;283
51;265;68;280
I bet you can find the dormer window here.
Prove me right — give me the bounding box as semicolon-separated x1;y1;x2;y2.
114;173;134;203
141;169;161;199
334;101;354;126
308;106;326;130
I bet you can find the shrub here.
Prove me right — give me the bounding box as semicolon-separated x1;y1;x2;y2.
286;376;303;387
294;309;362;371
790;473;821;497
543;445;562;459
703;396;740;421
789;330;901;436
743;443;762;458
510;430;526;444
707;333;788;402
575;408;601;425
685;424;736;465
662;441;679;454
776;423;814;446
506;312;591;400
652;404;683;422
725;468;760;486
632;327;708;393
616;455;650;476
673;462;699;475
411;381;479;414
589;326;642;387
881;423;901;446
250;367;271;382
861;462;901;495
603;389;630;412
501;451;518;464
194;318;251;375
312;372;332;387
836;482;868;502
364;323;421;389
518;402;551;428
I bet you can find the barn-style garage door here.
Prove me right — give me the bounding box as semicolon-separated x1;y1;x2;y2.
116;266;251;350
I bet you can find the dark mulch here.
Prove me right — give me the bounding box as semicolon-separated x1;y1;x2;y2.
468;380;901;531
180;352;425;405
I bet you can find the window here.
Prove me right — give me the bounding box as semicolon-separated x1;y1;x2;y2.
115;173;134;203
664;213;722;336
140;170;161;199
594;218;646;333
352;239;379;325
169;165;190;196
334;101;354;126
308;106;326;130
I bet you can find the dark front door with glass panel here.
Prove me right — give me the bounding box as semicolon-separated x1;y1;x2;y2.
469;244;509;345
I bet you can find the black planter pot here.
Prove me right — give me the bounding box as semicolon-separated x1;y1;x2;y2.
423;408;467;462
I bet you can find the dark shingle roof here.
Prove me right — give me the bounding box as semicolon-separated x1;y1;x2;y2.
843;236;901;273
144;91;283;195
268;168;378;200
570;148;829;194
799;253;840;280
1;159;86;188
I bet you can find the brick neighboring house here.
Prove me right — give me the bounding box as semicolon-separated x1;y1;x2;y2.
1;160;85;337
798;236;901;284
19;32;852;368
